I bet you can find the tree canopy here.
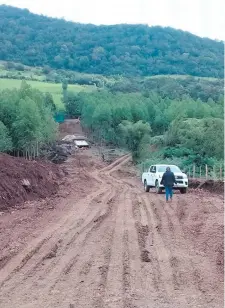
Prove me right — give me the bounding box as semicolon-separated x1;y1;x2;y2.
64;90;224;162
0;5;223;78
0;81;58;157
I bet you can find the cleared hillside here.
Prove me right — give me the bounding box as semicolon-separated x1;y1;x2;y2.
0;5;223;78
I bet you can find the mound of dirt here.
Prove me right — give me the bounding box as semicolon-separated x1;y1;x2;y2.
189;179;224;194
0;154;64;210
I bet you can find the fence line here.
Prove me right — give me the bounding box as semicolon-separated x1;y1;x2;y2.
141;163;224;181
188;164;224;181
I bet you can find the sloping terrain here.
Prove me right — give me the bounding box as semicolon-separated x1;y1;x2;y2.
0;154;63;210
0;5;223;77
0;120;223;307
0;153;223;308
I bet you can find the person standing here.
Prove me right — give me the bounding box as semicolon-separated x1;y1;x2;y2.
160;167;177;202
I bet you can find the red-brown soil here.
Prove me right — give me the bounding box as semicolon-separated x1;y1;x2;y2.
0;120;223;308
189;178;224;194
0;154;64;210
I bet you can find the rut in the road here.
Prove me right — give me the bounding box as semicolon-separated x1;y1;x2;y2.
0;154;223;308
0;155;131;308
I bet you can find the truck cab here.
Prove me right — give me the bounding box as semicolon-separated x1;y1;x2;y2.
142;164;188;194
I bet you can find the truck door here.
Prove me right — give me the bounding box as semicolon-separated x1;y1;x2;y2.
148;166;154;186
150;166;156;186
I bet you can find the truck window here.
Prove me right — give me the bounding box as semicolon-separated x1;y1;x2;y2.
150;166;156;173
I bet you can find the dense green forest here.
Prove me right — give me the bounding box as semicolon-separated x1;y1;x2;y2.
0;5;224;78
64;90;224;167
107;76;224;102
0;81;57;157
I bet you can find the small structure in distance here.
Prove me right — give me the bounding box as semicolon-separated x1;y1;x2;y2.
62;134;90;149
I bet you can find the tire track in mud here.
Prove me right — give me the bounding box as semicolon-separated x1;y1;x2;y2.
122;229;134;308
0;156;129;307
100;154;130;173
134;195;168;300
0;187;113;296
37;188;116;286
0;154;221;308
141;192;216;306
0;155;126;283
1;188;117;304
96;187;126;308
142;194;209;306
140;195;179;303
132;196;151;263
90;162;132;308
159;195;219;305
122;190;145;308
0;183;107;285
51;188;123;307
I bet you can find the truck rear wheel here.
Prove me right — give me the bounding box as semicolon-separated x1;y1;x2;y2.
155;180;162;194
144;180;150;192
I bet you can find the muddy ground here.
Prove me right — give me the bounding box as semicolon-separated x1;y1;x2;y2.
0;154;64;210
0;121;223;308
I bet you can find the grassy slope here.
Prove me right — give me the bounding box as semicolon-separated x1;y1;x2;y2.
0;78;94;109
0;61;222;108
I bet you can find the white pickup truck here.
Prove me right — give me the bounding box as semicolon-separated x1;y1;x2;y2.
142;164;188;194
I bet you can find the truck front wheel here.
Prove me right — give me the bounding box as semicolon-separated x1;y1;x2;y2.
144;180;150;192
180;188;187;194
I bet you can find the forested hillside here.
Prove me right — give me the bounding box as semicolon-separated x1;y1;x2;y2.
64;90;224;167
0;5;223;77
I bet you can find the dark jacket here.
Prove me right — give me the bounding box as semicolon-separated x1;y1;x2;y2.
160;171;177;187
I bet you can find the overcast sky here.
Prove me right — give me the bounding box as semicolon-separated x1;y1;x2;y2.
1;0;224;40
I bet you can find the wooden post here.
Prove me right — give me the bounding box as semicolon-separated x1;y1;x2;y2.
200;166;202;178
213;165;216;180
188;167;191;178
219;165;222;181
205;165;208;180
193;164;196;179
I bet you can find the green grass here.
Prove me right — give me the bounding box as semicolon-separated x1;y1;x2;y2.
0;78;94;109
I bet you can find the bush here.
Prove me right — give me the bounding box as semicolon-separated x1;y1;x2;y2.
15;64;25;71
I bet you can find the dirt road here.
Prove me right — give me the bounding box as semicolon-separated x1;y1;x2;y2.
0;154;223;308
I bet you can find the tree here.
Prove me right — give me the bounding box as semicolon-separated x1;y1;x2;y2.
166;118;224;160
0;5;223;78
64;92;83;118
92;103;113;143
12;97;42;157
44;92;56;112
119;120;151;161
0;121;13;152
202;118;224;159
0;81;58;157
42;65;51;74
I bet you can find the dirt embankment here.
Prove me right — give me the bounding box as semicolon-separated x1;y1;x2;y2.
189;178;224;194
0;154;64;210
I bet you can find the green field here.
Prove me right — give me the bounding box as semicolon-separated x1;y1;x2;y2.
0;78;94;109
